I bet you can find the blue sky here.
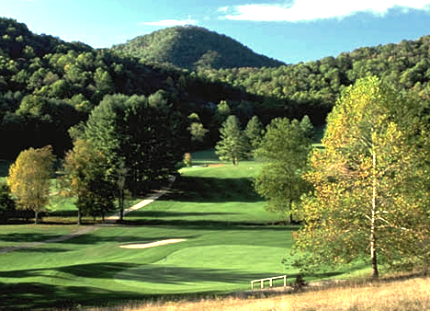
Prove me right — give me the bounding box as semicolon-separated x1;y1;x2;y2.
1;0;430;64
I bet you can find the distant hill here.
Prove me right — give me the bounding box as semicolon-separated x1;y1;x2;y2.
111;26;285;70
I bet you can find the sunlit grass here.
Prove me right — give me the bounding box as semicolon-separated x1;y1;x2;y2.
0;149;370;310
89;274;430;311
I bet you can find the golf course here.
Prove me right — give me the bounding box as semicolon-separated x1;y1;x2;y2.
0;150;369;310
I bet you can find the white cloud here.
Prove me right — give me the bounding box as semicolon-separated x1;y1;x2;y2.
140;18;197;27
220;0;430;22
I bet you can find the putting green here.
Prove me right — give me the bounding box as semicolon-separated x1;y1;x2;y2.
114;245;288;292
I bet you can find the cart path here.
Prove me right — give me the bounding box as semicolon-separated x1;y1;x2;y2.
0;176;176;255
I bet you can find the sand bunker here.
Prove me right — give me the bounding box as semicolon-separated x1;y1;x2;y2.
208;163;225;167
120;239;187;249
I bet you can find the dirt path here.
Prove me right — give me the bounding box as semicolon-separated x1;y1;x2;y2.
0;176;176;255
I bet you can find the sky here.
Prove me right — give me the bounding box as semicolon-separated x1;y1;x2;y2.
1;0;430;64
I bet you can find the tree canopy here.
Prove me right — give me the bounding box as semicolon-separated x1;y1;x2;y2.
254;118;312;222
215;115;249;165
7;146;55;224
292;77;430;277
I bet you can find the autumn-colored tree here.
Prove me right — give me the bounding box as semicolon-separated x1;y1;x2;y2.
183;152;192;167
8;146;55;224
61;139;115;224
292;77;430;278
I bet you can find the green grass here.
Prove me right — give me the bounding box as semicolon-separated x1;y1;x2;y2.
0;150;367;310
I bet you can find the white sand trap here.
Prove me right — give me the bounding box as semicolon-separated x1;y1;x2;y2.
120;239;187;249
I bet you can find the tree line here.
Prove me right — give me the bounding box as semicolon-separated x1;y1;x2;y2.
3;18;430;162
1;92;186;224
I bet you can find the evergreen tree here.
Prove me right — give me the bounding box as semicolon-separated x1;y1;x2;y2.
215;115;249;165
299;115;314;139
245;115;264;151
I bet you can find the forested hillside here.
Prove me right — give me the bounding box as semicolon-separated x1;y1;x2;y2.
1;17;430;160
0;18;255;158
197;35;430;122
111;26;285;70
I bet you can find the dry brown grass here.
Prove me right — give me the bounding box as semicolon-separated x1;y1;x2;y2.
89;275;430;311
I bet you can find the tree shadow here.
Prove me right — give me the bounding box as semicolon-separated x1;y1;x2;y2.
159;176;264;203
0;261;286;309
132;211;239;218
0;231;198;245
0;280;144;310
122;219;296;231
11;247;70;253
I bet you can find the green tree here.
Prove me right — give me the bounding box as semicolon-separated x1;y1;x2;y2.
188;122;209;142
84;93;184;194
254;118;312;223
0;182;15;223
299;115;314;139
293;77;430;278
245;115;264;151
8;146;55;224
215;100;231;125
215;115;249;165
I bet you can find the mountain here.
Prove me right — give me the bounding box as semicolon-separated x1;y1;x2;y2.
111;26;285;70
1;17;430;160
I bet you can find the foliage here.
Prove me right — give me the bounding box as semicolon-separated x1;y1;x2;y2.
84;93;185;193
111;25;284;70
183;152;192;167
188;122;209;142
254;118;312;222
2;17;430;164
245;115;264;151
215;115;249;165
0;182;15;222
292;77;430;277
61;139;113;224
299;115;315;139
7;145;55;224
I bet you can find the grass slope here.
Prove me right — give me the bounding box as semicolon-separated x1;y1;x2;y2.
0;151;366;310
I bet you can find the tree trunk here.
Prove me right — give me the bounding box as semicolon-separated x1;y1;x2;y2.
370;128;379;279
232;157;236;165
119;194;124;222
34;210;38;225
289;199;294;224
77;207;82;225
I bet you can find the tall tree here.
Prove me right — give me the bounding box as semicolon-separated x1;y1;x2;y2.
292;77;430;278
299;115;314;140
61;139;110;225
254;118;312;222
8;146;55;224
84;93;184;194
215;115;249;165
245;115;264;151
